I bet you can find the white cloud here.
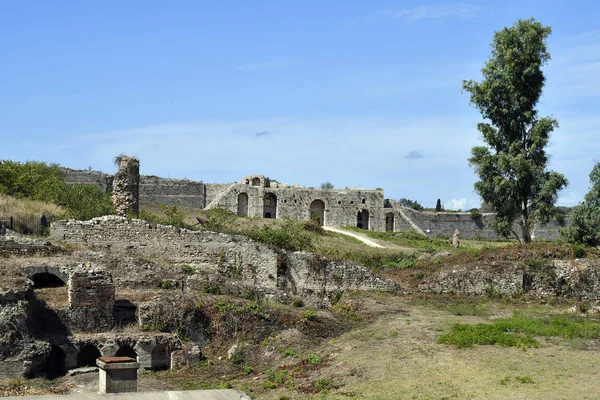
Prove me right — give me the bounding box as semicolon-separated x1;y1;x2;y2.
376;3;480;22
445;198;471;211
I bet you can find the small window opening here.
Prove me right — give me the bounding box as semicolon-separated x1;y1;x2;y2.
362;199;366;204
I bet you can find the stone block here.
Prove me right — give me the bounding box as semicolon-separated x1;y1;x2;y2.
97;356;140;393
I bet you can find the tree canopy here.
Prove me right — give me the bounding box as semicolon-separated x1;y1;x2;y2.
561;163;600;246
464;18;568;243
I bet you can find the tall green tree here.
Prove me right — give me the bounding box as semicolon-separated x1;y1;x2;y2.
561;163;600;246
464;18;568;243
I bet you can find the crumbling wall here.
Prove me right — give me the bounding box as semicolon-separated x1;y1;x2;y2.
49;216;398;303
67;266;115;332
112;157;140;217
419;259;600;298
281;253;400;307
0;283;50;378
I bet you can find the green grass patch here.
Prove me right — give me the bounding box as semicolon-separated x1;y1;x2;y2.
438;314;600;348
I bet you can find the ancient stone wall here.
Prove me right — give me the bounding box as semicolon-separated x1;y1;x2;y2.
140;176;205;208
67;266;115;332
61;168;113;192
205;183;235;207
419;259;600;299
62;169;207;209
49;216;398;304
281;253;401;306
398;207;565;241
207;177;387;231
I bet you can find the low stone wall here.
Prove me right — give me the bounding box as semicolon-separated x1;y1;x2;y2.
281;253;401;306
419;258;600;298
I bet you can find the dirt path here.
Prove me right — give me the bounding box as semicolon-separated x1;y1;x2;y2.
323;227;385;248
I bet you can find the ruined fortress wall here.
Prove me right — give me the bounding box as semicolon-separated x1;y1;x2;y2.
140;176;205;208
209;182;386;230
400;208;564;240
205;183;234;207
62;169;206;209
61;169;113;191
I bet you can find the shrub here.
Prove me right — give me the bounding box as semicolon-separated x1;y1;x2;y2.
180;264;196;274
246;219;314;251
0;160;115;220
470;209;483;220
161;200;185;228
301;310;316;322
315;378;329;390
230;345;247;365
306;353;322;365
572;244;586;258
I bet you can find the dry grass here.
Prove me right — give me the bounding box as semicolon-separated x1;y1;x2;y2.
235;293;600;399
0;194;65;219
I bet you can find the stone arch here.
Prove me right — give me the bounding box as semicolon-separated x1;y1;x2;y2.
252;177;261;186
263;193;277;219
77;344;102;368
357;210;369;230
150;343;170;371
237;193;249;217
309;200;326;226
46;345;67;379
31;272;66;289
385;212;395;232
116;345;137;360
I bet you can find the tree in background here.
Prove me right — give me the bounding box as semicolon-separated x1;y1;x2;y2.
464;18;568;243
398;198;424;211
435;199;442;212
320;182;334;189
561;163;600;246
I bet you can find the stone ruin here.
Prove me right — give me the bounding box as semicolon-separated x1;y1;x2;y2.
62;160;566;240
112;156;140;217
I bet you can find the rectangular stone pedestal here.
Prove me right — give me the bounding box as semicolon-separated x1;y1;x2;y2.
97;356;140;394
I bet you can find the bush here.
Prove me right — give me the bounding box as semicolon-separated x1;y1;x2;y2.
0;160;115;220
246;219;314;251
572;244;586;258
161;200;185;228
204;208;237;232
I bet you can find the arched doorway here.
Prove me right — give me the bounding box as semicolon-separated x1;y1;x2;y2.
309;200;325;226
357;210;369;230
77;344;102;368
252;177;261;186
150;344;170;371
46;345;67;379
263;193;277;219
386;212;394;232
237;193;249;217
116;345;137;360
31;273;65;289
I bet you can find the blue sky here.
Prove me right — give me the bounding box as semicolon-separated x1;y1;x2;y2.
1;1;599;209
